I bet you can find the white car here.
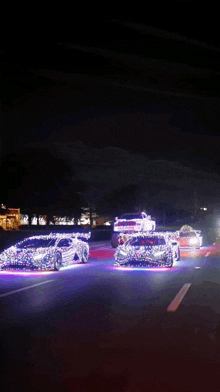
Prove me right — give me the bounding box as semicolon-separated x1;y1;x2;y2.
111;212;156;248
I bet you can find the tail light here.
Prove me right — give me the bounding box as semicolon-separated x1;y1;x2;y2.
119;221;137;226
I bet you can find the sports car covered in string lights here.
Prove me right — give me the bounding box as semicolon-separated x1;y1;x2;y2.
0;232;90;271
114;232;180;268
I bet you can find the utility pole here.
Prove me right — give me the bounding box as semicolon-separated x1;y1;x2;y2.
194;187;197;218
163;204;166;226
89;203;92;228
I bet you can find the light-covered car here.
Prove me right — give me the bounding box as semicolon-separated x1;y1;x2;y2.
0;232;90;271
172;226;203;249
111;212;156;248
114;232;180;268
178;230;202;249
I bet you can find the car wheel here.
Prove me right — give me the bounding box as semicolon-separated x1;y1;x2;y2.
54;253;62;271
81;246;89;263
175;247;180;261
166;253;173;268
111;233;119;248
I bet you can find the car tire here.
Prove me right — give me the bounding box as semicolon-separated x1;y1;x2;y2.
111;240;118;248
81;246;89;263
166;253;174;268
111;233;119;248
54;252;62;271
175;247;180;261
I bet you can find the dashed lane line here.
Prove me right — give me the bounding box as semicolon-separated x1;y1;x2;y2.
0;280;55;298
205;252;211;257
167;283;192;312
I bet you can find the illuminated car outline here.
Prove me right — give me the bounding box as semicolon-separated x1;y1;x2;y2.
0;232;91;271
114;232;180;268
113;212;156;233
176;230;202;249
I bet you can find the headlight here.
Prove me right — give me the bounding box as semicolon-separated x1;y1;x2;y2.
189;238;198;245
33;253;47;261
0;254;7;262
153;251;164;258
116;249;129;262
117;250;128;257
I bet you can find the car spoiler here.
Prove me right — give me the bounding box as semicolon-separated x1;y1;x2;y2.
118;231;178;239
49;232;91;240
71;232;91;240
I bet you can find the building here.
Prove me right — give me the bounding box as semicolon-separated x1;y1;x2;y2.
0;208;21;230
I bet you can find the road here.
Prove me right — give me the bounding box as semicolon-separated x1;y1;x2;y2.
1;241;220;391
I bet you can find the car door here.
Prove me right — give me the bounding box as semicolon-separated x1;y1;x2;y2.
56;238;73;265
158;238;167;258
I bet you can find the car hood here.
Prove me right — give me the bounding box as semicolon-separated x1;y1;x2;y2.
0;246;53;260
117;244;166;256
124;244;165;250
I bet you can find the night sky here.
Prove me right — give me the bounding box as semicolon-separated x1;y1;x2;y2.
1;1;220;218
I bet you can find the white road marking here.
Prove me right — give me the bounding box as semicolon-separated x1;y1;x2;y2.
113;20;220;52
109;81;203;99
0;280;54;298
167;283;192;312
205;252;211;257
194;267;201;269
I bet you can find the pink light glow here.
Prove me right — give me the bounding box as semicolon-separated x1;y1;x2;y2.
0;263;86;275
60;264;86;270
0;270;54;276
112;266;170;271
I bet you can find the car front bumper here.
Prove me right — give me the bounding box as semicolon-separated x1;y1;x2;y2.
114;257;171;267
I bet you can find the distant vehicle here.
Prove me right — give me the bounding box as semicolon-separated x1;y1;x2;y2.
178;231;202;249
111;212;156;248
0;232;90;271
114;232;180;268
175;225;202;249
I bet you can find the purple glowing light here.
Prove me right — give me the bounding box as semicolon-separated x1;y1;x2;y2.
0;270;54;276
60;264;86;271
112;266;171;271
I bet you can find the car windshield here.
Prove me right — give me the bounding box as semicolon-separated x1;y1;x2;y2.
128;237;165;246
120;214;143;220
180;232;196;238
16;238;56;249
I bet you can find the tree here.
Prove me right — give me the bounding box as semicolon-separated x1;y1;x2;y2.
0;148;83;222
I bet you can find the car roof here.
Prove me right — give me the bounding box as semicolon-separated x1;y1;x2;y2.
18;232;91;242
129;233;166;239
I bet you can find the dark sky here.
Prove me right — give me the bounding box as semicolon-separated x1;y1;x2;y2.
1;3;220;213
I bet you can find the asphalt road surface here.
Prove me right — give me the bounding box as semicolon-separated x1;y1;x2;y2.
1;241;220;392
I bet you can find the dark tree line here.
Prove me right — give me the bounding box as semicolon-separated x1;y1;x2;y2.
0;148;82;224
